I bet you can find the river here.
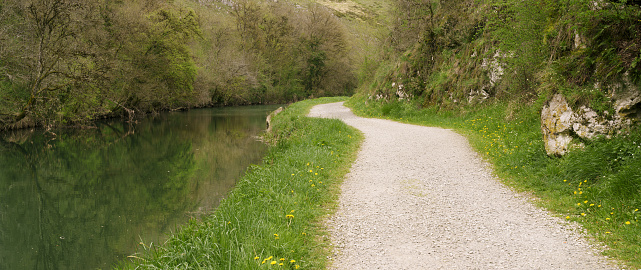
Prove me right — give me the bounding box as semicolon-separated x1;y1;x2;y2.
0;105;281;269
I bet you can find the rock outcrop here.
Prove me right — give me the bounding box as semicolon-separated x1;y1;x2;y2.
541;80;641;156
612;77;641;120
541;94;576;156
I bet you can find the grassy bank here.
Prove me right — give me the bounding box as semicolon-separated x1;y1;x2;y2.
118;97;362;269
346;95;641;269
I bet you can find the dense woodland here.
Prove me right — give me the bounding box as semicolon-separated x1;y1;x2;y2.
2;0;640;130
0;0;357;129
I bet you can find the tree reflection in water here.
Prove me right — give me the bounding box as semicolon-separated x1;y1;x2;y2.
0;105;279;269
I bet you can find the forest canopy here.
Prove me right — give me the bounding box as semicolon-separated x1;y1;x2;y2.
0;0;357;130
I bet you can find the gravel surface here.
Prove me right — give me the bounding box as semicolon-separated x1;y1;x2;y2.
308;102;619;270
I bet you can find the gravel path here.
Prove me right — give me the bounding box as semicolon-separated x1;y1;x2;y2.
308;102;618;270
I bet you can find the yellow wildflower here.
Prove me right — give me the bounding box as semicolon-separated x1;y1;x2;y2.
290;260;296;263
625;221;631;225
254;256;260;260
280;258;285;261
581;213;586;216
271;261;277;265
286;214;294;219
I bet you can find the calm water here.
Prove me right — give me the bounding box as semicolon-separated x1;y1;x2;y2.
0;105;281;269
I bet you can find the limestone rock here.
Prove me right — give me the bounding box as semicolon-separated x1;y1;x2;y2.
468;88;489;104
541;84;641;156
481;50;510;88
572;106;610;139
541;94;575;156
612;78;641;119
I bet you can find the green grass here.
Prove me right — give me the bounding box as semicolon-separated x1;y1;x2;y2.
346;95;641;269
116;97;362;269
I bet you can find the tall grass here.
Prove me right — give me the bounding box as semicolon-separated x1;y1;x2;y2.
117;97;362;269
346;95;641;269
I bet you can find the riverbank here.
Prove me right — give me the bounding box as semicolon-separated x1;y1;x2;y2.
345;95;640;269
117;97;362;269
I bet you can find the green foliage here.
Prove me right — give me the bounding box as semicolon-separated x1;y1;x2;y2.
118;97;363;269
364;0;640;114
0;0;361;130
147;7;200;93
303;37;328;94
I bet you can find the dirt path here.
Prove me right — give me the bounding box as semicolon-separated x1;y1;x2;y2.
308;102;618;270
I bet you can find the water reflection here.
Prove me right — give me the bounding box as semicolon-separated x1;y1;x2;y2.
0;105;280;269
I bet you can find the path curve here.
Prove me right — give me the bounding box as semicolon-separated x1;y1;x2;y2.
308;102;617;270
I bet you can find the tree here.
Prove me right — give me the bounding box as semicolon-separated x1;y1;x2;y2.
299;4;353;96
21;0;83;123
0;0;111;128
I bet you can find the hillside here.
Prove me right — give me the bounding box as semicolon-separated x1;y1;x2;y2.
359;0;641;156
